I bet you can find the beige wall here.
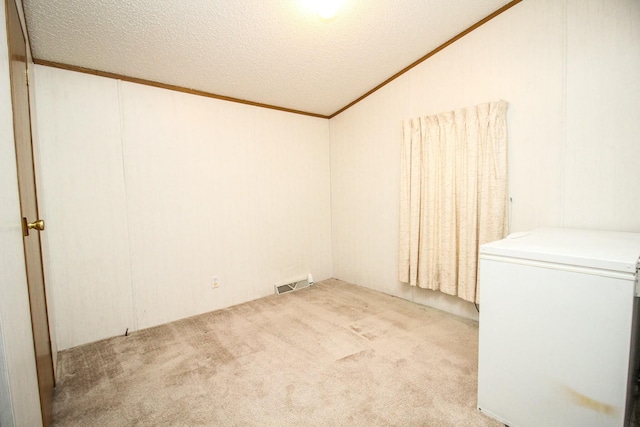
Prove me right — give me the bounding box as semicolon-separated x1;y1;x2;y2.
563;0;640;230
31;0;640;350
330;0;640;318
34;67;333;350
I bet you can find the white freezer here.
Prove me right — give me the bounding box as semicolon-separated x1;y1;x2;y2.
477;228;640;427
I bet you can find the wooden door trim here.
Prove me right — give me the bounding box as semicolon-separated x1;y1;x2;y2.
5;0;55;425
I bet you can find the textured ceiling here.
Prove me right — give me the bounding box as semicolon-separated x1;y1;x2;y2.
23;0;513;117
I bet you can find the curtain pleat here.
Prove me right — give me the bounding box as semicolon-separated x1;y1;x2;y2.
398;101;508;303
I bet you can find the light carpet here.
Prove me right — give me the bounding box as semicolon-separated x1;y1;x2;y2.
52;279;501;426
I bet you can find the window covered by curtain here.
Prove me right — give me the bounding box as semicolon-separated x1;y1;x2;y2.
398;101;508;303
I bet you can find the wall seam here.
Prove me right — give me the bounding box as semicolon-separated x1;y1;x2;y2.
327;116;334;279
560;0;568;227
116;79;138;334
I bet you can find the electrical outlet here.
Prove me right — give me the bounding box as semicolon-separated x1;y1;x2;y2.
212;276;219;289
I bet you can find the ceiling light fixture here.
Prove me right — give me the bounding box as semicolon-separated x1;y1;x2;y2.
303;0;343;20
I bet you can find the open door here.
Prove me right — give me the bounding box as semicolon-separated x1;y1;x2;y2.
5;0;54;424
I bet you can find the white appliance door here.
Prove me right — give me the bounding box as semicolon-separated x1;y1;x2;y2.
477;256;636;427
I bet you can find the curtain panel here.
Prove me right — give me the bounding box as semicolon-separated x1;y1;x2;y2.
398;101;508;303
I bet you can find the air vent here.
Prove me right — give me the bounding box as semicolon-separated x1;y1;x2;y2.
274;274;313;295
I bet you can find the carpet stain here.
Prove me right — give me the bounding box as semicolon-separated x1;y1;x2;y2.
349;324;377;341
337;349;375;363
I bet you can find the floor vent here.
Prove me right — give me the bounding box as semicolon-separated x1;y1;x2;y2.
275;275;313;295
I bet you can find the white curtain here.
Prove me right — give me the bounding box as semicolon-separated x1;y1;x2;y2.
398;101;508;303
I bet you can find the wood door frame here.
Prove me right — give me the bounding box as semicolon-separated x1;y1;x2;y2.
5;0;55;424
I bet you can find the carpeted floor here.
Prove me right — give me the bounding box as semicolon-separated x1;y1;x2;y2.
52;279;502;426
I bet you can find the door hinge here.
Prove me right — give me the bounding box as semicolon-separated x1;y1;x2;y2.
25;68;29;86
